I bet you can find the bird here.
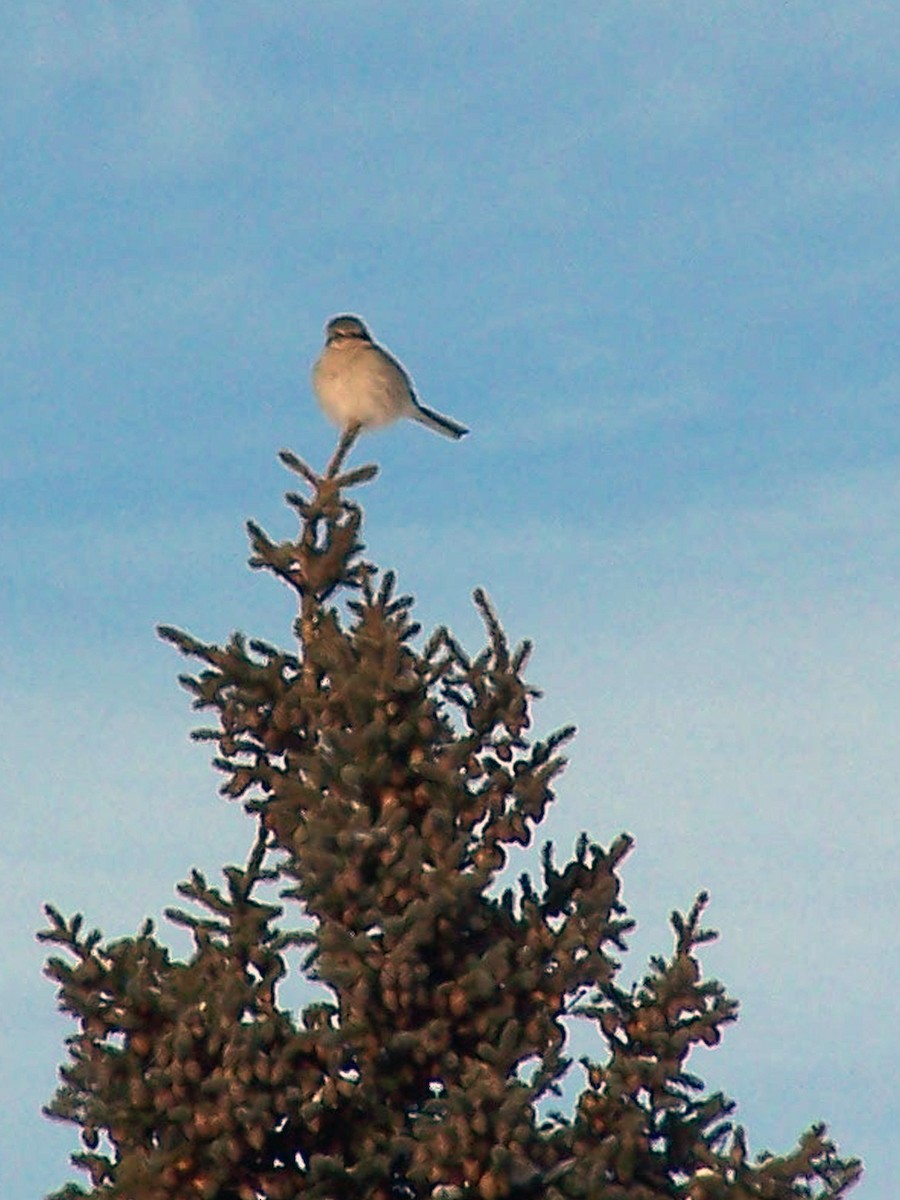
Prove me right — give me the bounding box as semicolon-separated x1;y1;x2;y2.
312;315;469;439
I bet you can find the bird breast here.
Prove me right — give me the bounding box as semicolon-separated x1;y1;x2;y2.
313;344;410;429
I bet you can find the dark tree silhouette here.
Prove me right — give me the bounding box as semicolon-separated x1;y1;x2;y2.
40;439;861;1200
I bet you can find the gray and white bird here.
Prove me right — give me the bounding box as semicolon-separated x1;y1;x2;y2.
312;315;468;439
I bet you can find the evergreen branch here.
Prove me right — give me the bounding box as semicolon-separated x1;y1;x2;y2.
325;425;361;477
473;587;509;665
278;447;319;485
334;463;379;489
156;624;212;659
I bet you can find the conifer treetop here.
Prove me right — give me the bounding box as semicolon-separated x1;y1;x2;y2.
40;438;862;1200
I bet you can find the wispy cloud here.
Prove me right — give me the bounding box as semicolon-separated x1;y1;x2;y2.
1;7;246;178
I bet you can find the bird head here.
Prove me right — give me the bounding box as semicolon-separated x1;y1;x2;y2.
325;315;371;343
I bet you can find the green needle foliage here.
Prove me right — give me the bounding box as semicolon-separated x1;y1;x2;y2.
40;438;861;1200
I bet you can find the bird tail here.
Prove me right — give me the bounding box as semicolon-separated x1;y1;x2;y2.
413;404;469;439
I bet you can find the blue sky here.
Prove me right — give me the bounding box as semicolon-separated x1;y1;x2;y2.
2;5;898;1197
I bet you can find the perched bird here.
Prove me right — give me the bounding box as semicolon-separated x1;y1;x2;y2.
312;315;469;439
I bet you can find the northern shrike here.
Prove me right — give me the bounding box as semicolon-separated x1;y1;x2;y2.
312;315;469;439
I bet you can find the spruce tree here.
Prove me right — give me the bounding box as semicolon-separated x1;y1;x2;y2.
40;437;862;1200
